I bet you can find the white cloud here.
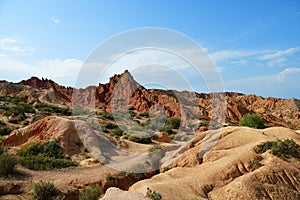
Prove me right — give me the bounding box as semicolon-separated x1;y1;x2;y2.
225;67;300;98
51;17;61;24
257;47;299;60
0;55;82;86
0;38;35;53
209;47;300;68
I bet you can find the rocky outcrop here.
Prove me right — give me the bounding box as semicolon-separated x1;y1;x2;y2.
100;187;150;200
3;70;299;129
130;127;300;200
3;116;83;157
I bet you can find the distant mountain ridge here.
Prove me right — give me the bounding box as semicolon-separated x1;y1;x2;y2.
0;70;299;129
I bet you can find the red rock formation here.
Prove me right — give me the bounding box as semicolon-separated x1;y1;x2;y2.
2;70;299;129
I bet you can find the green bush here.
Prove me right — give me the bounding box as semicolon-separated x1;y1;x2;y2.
239;114;265;129
18;155;76;170
0;126;14;136
111;127;124;137
79;184;102;200
139;112;150;118
104;123;117;129
31;181;61;200
17;141;76;170
146;188;162;200
0;154;18;176
250;159;263;171
18;141;64;158
35;103;71;116
257;139;300;158
99;112;114;120
167;117;181;129
128;133;152;144
159;126;174;135
8;114;25;123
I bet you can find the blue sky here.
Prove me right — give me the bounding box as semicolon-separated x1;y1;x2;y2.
0;0;299;99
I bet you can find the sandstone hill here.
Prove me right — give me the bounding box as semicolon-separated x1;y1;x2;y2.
130;126;300;200
0;70;299;129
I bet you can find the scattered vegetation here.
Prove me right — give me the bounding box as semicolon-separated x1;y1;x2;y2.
250;158;263;171
98;111;114;120
0;126;14;136
159;126;174;135
166;117;181;129
34;103;71;116
79;184;102;200
240;114;265;129
257;139;300;159
111;127;124;137
128;132;152;144
0;154;18;177
146;187;162;200
31;181;62;200
17;141;77;170
139;112;150;118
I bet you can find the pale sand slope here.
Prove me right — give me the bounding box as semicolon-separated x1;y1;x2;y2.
130;126;300;200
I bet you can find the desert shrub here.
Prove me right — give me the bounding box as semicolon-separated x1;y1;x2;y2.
31;181;61;200
111;127;124;137
0;154;18;176
17;102;35;113
128;133;152;144
9;105;24;115
17;141;76;170
250;159;263;171
104;122;117;129
18;142;42;157
0;126;14;136
99;112;114;120
257;139;300;158
167;117;181;129
0;104;10;111
8;114;25;123
139;112;150;118
79;184;102;200
159;126;174;135
105;172;123;182
42;141;64;159
35;103;71;116
18;155;76;170
240;114;265;129
18;141;63;158
146;188;162;200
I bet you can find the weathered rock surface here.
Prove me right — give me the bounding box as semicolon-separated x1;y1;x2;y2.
100;187;150;200
130;127;300;200
1;70;299;129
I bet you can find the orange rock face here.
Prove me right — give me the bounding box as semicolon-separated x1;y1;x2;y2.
2;70;299;129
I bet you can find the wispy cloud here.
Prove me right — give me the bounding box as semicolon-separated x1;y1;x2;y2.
51;16;61;24
0;38;35;53
225;67;300;98
257;47;299;60
209;47;299;67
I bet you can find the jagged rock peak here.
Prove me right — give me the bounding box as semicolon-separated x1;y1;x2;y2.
18;76;57;89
